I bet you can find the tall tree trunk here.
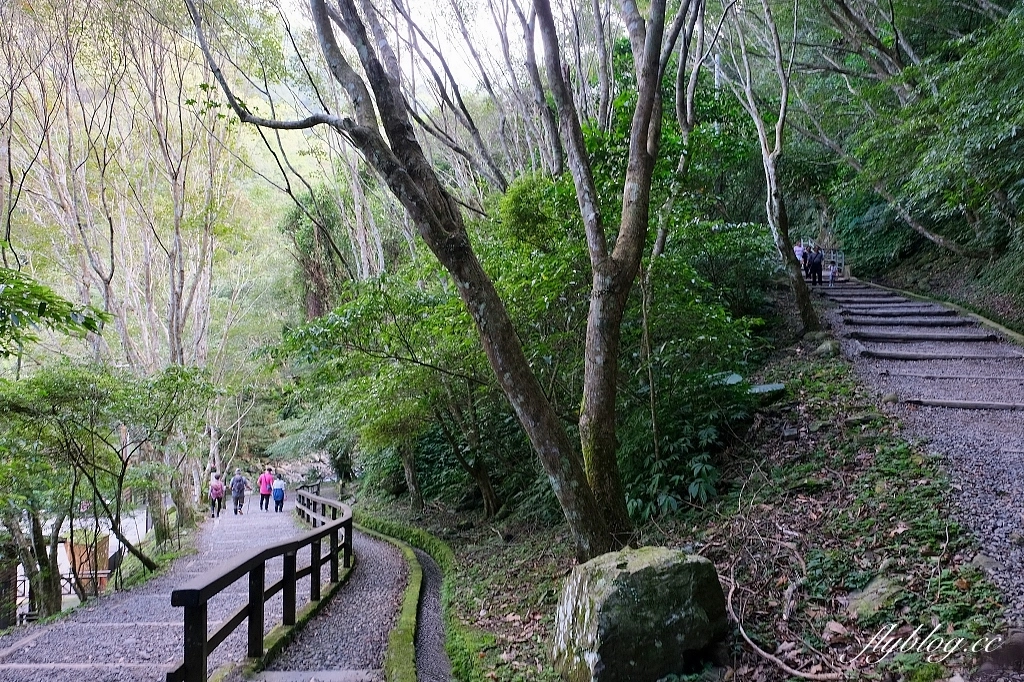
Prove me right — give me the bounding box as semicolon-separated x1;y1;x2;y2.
147;488;171;545
533;0;669;539
435;403;502;518
592;0;612;131
398;444;423;513
729;0;821;331
765;158;819;331
579;269;633;536
189;0;618;560
33;512;63;616
141;441;171;545
473;463;501;518
3;512;64;618
509;0;565;175
171;476;195;531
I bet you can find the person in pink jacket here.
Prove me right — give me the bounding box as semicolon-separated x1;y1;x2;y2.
257;466;275;511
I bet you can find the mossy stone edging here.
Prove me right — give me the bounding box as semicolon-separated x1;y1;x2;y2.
855;276;1024;346
354;511;489;682
354;522;422;682
207;558;357;682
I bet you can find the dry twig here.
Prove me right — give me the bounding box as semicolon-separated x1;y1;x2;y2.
725;565;845;681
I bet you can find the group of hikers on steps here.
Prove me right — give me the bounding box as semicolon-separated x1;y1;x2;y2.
208;465;287;517
794;240;839;287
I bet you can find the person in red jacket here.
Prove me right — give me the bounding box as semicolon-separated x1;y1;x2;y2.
257;466;275;512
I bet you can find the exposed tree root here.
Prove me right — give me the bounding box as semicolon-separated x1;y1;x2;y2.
725;566;845;681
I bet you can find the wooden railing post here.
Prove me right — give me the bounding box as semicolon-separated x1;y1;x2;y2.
168;496;352;678
283;551;297;625
343;518;352;568
247;563;265;658
330;528;339;583
310;539;321;601
183;603;208;682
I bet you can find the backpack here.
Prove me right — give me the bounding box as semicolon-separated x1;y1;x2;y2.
210;480;225;499
272;486;285;502
230;475;246;497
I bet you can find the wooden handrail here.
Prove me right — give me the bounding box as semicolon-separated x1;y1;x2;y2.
165;491;352;682
296;479;321;496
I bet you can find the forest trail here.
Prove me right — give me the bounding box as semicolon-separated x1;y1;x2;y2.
823;281;1024;626
0;498;409;682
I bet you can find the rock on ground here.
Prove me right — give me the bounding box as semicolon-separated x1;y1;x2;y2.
552;547;727;682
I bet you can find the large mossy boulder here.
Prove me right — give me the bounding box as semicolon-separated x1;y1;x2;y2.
552;547;728;682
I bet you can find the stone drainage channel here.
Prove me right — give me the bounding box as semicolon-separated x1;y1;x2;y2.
0;498;449;682
819;281;1024;630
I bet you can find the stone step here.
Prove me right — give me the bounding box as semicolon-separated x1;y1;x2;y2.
843;316;974;327
904;398;1024;410
880;371;1024;380
860;349;1020;360
823;295;908;302
840;307;957;316
253;670;383;681
846;331;999;343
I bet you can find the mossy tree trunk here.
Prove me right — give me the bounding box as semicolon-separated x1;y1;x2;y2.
2;511;65;617
399;444;423;514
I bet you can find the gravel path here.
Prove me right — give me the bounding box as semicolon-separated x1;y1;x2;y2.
0;498;325;681
261;531;407;680
820;283;1024;630
0;490;449;682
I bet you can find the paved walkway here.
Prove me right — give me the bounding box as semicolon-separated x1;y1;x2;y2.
0;497;393;682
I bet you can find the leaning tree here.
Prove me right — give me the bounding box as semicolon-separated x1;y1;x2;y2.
186;0;707;558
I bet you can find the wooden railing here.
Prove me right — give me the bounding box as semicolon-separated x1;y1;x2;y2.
165;491;352;682
296;479;321;496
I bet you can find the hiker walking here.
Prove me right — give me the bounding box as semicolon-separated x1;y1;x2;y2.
272;474;287;513
209;473;225;518
257;466;275;512
230;468;250;515
809;247;824;286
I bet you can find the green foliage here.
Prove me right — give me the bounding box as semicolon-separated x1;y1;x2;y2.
280;202;763;521
834;193;919;274
0;269;108;356
617;249;760;519
670;221;776;317
906;662;947;682
497;174;572;249
274;35;775;526
0;362;212;564
278;187;353;316
833;8;1024;258
266;410;355;480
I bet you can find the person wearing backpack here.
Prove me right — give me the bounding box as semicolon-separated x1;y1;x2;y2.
809;247;825;286
230;468;250;515
272;474;287;512
209;473;225;518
